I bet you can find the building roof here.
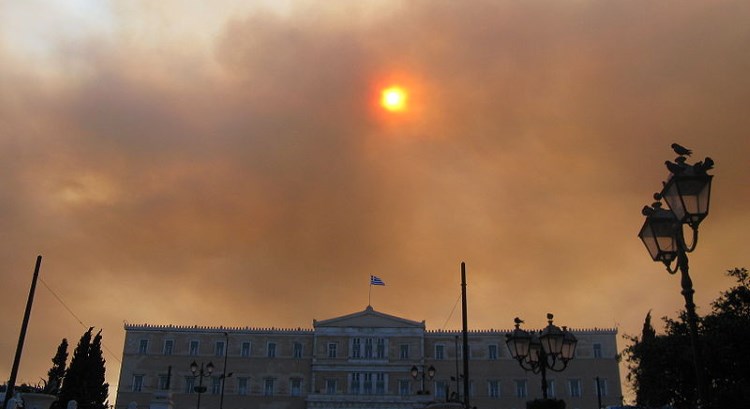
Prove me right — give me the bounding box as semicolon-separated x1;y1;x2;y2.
313;305;426;329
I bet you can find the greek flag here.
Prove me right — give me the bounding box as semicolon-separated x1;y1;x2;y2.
370;275;385;286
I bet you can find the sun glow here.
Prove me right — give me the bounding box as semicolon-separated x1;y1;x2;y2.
381;86;407;112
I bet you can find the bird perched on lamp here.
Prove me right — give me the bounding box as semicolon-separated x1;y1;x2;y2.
671;143;692;156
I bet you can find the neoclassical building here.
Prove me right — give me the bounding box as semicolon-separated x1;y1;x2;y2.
115;307;621;409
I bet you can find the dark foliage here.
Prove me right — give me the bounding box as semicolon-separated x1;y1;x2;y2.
46;338;68;398
624;268;750;409
58;328;109;409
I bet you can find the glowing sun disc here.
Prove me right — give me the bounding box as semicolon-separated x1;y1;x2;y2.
381;86;407;112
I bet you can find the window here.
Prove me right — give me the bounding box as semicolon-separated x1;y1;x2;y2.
593;343;602;358
435;344;445;360
290;378;302;396
237;377;248;395
488;344;498;360
515;379;528;398
568;379;582;397
132;375;144;392
364;338;373;358
241;342;251;357
267;342;276;358
399;379;410;396
352;338;361;358
328;343;337;358
488;380;500;398
376;373;385;394
547;379;556;398
363;373;373;395
595;378;608;397
215;341;225;357
435;381;447;398
184;377;196;394
138;339;148;355
400;344;409;359
264;378;275;396
350;373;361;394
211;377;221;394
189;340;200;356
326;379;337;394
294;342;303;358
376;338;386;359
158;374;170;390
163;340;173;356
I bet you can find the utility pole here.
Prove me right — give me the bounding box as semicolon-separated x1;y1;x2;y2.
2;256;43;409
461;262;470;409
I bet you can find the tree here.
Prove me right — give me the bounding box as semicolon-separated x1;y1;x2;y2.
624;267;750;409
701;267;750;407
86;331;108;409
46;338;68;397
624;311;694;408
58;328;109;409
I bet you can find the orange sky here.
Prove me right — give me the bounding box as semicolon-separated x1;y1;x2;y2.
2;0;749;403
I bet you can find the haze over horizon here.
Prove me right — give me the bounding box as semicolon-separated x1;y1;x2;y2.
2;0;749;402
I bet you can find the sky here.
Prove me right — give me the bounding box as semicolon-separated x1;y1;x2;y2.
1;0;749;403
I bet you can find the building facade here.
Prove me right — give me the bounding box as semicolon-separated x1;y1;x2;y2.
115;307;621;409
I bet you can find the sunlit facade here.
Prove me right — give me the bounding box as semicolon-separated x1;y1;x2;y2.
115;307;621;409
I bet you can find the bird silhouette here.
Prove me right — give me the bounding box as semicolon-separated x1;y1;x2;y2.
665;160;684;174
693;156;714;173
671;143;692;156
514;317;524;325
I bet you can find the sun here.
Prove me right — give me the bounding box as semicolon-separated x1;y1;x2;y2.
381;86;407;112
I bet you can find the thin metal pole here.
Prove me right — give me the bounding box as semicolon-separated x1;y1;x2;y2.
454;335;460;401
677;248;708;408
539;347;548;399
219;333;229;409
2;256;43;409
196;363;205;409
461;262;470;409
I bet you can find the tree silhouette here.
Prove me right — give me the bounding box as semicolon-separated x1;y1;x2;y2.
47;339;68;389
46;338;68;407
624;267;750;409
58;328;109;409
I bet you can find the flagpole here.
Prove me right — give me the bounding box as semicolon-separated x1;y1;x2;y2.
368;282;372;306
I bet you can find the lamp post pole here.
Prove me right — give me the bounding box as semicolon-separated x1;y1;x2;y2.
638;144;714;408
411;364;436;395
505;314;578;400
218;333;232;409
190;361;214;409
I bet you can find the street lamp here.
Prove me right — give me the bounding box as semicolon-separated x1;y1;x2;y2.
411;364;436;395
638;144;714;407
190;361;214;409
505;314;577;400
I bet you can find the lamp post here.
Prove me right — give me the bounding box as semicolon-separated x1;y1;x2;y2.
638;144;714;408
505;314;578;399
411;364;436;395
190;361;214;409
218;333;232;409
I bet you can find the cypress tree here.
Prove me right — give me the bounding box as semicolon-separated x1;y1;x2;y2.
58;328;108;409
87;331;109;409
46;338;68;408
